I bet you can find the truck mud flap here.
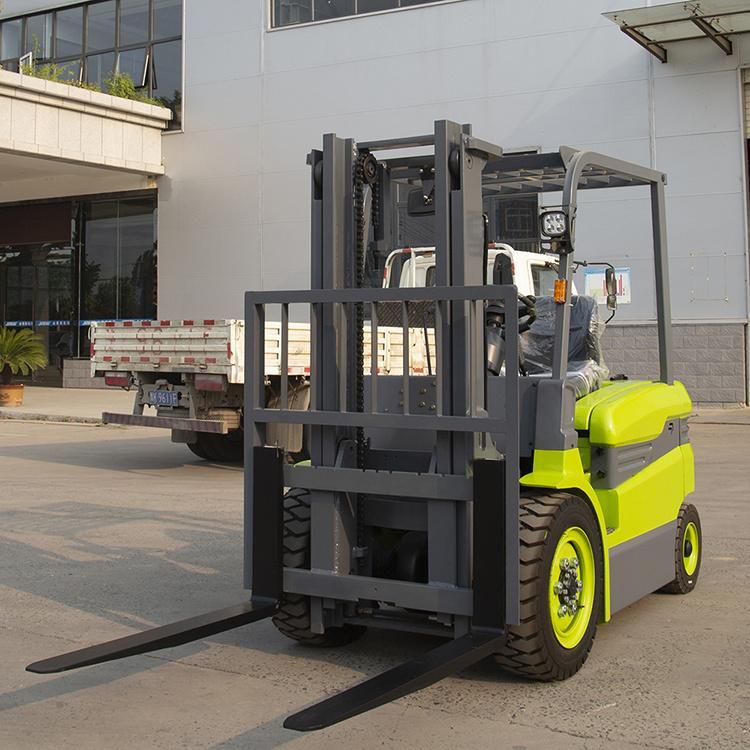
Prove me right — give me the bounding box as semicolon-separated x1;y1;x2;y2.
26;599;276;674
283;629;506;732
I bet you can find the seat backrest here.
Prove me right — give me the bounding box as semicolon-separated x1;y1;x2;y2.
522;295;604;374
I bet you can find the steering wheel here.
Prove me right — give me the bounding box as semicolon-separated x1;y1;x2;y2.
485;293;536;375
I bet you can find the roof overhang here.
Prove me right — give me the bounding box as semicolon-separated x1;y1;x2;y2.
604;0;750;62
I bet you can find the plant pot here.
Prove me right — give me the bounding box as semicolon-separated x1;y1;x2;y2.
0;383;24;407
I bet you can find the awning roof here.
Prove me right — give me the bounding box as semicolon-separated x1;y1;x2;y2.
604;1;750;62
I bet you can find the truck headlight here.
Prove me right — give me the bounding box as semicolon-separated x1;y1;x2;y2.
540;211;567;238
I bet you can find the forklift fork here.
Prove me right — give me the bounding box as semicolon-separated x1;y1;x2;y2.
26;447;285;675
27;599;277;674
284;628;505;731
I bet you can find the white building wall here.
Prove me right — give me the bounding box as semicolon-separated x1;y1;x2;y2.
155;0;749;325
3;0;747;327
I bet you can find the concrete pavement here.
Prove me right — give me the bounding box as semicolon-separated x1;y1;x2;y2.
0;418;748;749
0;385;134;423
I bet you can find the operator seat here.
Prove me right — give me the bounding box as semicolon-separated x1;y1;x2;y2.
522;295;609;397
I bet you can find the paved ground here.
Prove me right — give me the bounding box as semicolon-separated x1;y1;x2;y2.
0;418;748;750
0;385;133;422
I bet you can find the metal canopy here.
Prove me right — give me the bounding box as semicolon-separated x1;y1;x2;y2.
481;149;658;195
604;0;750;62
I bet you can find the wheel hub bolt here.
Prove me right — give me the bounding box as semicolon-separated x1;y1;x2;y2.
571;557;579;569
554;582;563;594
558;605;568;616
560;558;570;570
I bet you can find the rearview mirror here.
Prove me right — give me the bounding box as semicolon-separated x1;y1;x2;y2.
605;267;617;311
493;254;513;286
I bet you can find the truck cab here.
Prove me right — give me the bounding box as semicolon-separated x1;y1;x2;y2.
383;243;568;296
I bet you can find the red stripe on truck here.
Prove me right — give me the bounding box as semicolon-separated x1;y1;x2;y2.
160;320;170;326
203;319;215;325
184;357;196;364
205;357;216;363
183;320;194;326
140;357;150;363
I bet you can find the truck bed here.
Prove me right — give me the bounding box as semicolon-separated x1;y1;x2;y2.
91;319;435;381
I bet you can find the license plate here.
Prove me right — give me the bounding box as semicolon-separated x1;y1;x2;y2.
149;390;179;407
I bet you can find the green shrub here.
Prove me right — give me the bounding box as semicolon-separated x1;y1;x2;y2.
14;60;161;104
103;72;161;106
0;328;48;384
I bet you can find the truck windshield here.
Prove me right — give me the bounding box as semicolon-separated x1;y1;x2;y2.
531;264;558;296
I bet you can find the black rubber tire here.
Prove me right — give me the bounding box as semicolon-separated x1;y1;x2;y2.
186;431;244;463
494;491;604;681
272;488;366;647
186;439;211;460
659;503;702;594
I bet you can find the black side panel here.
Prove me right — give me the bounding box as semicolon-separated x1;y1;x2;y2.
472;459;506;630
252;446;284;601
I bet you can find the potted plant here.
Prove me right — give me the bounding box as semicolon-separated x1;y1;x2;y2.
0;327;48;407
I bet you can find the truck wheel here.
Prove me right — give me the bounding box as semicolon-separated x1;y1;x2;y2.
659;503;701;594
272;488;365;647
186;439;211;460
494;491;603;681
187;432;243;463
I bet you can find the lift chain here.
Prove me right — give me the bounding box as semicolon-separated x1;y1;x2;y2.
354;149;377;575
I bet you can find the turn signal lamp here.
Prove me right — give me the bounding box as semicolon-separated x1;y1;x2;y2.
553;278;568;304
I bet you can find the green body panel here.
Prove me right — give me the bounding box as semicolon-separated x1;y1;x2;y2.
575;380;692;446
521;379;696;623
573;380;644;432
595;446;686;548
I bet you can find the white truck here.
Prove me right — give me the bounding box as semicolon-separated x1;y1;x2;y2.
91;244;564;461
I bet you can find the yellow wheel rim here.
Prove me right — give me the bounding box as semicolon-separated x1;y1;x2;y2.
683;521;699;576
549;527;596;649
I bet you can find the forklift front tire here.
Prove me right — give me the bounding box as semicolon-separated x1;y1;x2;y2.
494;491;603;681
272;488;366;647
659;503;701;595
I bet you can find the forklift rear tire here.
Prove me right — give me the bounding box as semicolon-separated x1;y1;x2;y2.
272;488;366;647
659;503;701;595
494;491;603;681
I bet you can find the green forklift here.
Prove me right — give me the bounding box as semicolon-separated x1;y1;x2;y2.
28;121;700;732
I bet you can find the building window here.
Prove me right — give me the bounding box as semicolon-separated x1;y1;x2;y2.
271;0;445;28
0;0;183;128
0;194;156;383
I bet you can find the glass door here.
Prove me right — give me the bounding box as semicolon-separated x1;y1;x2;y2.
0;243;75;384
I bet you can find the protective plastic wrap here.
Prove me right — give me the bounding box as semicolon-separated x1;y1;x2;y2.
521;296;609;397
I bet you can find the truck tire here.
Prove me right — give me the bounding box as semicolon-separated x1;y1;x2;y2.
272;488;366;647
494;491;603;681
659;503;701;594
186;439;211;460
186;431;243;463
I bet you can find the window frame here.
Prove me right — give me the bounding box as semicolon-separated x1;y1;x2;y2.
0;0;182;129
268;0;466;31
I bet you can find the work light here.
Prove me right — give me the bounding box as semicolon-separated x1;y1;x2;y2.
540;211;567;238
